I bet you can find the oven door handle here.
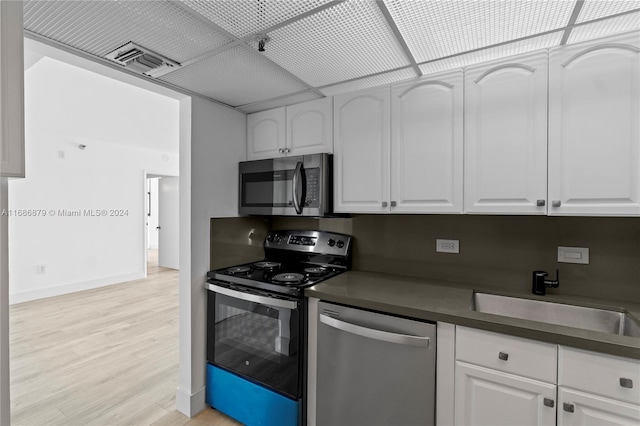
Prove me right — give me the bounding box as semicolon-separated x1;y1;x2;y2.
292;161;305;215
207;283;298;310
319;314;429;347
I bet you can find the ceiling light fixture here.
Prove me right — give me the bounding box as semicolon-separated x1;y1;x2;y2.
252;33;270;52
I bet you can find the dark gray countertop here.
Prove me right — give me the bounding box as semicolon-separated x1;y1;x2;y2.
305;270;640;359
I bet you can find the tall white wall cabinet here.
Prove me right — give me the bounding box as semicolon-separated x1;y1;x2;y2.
0;0;24;177
548;31;640;216
333;70;463;214
391;70;464;214
464;51;548;215
246;97;332;160
333;86;391;213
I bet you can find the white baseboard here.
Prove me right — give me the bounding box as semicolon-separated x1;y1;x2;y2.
9;271;145;305
176;385;206;418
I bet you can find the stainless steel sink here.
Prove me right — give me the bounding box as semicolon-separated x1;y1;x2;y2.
473;293;640;337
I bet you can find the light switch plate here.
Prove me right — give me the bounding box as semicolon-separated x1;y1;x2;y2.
558;246;589;264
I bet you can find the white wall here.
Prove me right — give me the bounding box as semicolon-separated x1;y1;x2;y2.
7;56;179;304
18;37;246;419
176;96;246;416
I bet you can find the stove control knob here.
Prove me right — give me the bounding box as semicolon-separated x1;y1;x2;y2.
327;238;336;247
275;235;282;243
336;240;345;249
266;233;275;242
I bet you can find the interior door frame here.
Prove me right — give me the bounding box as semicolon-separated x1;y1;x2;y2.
143;170;179;276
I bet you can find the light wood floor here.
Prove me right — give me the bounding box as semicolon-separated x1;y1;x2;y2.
9;250;240;426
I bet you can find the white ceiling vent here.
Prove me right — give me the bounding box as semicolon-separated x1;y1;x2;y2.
104;42;181;78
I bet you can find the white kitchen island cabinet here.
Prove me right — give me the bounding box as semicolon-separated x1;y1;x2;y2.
0;0;24;177
247;97;333;161
464;50;548;215
548;31;640;216
333;86;391;213
391;69;464;214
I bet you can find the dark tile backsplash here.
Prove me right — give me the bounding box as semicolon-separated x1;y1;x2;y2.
212;215;640;303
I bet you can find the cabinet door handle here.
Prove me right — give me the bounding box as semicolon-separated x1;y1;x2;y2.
382;202;388;207
620;378;634;389
563;402;575;413
536;199;546;207
278;148;284;153
284;148;290;153
552;200;561;207
390;201;397;207
498;352;509;361
543;398;554;408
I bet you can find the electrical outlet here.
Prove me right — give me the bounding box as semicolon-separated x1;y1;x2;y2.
35;265;46;274
436;239;459;254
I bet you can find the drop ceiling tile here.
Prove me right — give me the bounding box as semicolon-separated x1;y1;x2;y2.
418;32;562;75
23;0;232;63
569;12;640;43
158;45;309;107
181;0;333;39
577;0;640;22
263;0;410;87
319;68;416;97
384;0;575;63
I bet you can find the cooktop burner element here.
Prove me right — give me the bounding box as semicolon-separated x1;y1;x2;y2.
253;261;281;270
208;230;353;297
304;266;329;277
272;273;306;285
227;266;251;274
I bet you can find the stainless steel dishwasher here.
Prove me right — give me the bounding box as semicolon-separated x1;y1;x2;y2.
316;301;436;426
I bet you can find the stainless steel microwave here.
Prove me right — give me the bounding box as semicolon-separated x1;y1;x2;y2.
239;153;331;217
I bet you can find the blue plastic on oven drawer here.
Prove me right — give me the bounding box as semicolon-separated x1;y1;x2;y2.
206;363;300;426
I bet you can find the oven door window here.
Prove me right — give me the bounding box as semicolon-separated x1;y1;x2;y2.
209;291;300;399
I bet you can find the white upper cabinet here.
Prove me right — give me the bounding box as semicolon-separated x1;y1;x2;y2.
247;98;332;161
286;97;332;157
0;0;24;177
246;107;286;160
391;70;463;213
464;50;548;214
548;31;640;216
333;86;390;213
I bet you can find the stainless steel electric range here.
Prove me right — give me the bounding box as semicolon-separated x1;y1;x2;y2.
205;229;352;426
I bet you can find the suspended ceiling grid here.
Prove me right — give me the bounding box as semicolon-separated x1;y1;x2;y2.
23;0;640;113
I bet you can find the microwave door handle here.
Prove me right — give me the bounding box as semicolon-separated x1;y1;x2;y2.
292;161;305;215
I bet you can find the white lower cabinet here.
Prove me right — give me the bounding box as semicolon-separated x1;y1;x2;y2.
558;346;640;425
454;326;557;426
454;327;640;426
455;362;556;426
558;388;640;426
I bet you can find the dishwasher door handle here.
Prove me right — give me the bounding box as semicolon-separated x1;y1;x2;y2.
319;314;430;347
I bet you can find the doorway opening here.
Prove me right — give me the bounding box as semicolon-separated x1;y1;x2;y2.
145;173;180;275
